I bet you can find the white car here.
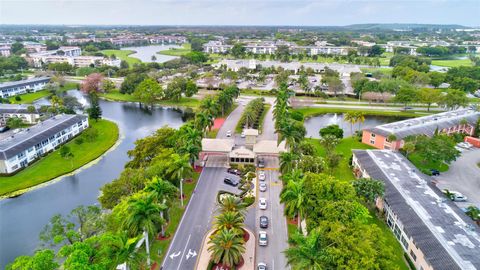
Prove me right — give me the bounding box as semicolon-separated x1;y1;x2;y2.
444;189;468;202
259;198;267;210
226;130;232;137
458;142;473;149
241;131;246;138
258;171;266;181
259;231;268;246
258;262;267;270
259;182;267;192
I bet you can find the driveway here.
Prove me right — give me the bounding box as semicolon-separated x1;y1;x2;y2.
435;148;480;208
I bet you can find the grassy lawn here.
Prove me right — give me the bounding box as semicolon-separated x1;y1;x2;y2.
157;43;191;56
0;119;119;196
150;171;200;268
431;58;472;67
408;152;449;173
206;129;219;138
240;89;275;97
8;82;78;104
294;107;423;119
360;67;393;76
99;90;200;108
100;49;142;66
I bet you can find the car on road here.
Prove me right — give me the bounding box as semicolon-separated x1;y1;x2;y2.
259;215;269;228
458;142;473;149
258;158;265;168
259;182;267;192
226;130;232;137
224;177;239;187
430;169;440;176
257;262;267;270
227;168;241;176
259;231;268;246
258;171;266;181
444;189;468;202
241;131;246;138
259;198;267;210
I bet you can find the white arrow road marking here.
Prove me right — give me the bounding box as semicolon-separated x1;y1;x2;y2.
169;251;181;260
186;249;197;260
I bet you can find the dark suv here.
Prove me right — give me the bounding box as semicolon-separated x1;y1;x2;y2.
224;177;239;187
430;169;440;176
259;216;269;228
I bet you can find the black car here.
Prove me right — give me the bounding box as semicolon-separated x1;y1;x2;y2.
258;158;265;168
430;169;440;176
227;168;241;176
259;216;269;228
224;177;239;187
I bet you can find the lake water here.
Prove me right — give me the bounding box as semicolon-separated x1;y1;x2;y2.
121;45;182;63
304;113;402;138
0;94;185;267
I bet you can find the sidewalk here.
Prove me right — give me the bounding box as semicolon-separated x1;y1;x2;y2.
196;228;256;270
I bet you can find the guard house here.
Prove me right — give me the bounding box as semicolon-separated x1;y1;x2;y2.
229;147;255;164
244;128;259;149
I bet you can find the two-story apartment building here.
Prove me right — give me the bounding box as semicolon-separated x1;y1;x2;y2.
0;104;41;126
0;77;50;98
352;149;480;270
362;109;480;150
0;114;88;174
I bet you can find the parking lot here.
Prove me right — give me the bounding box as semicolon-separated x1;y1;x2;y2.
434;147;480;208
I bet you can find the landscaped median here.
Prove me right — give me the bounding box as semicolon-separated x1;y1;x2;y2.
0;119;119;197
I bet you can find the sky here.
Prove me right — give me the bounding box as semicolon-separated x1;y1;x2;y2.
0;0;479;27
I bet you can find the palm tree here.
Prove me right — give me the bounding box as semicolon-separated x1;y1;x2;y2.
144;177;178;237
195;112;214;134
214;211;245;236
355;112;365;131
284;230;329;269
168;153;193;206
123;193;163;267
243;109;257;128
100;232;144;270
279;151;299;174
200;95;219;117
280;177;307;230
280;169;303;184
219;195;247;215
208;228;246;268
278;119;303;150
344;112;358;136
465;206;480;223
216;91;232;116
179;126;202;166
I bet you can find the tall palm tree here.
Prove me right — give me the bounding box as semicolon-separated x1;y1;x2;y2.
167;153;193;186
280;168;303;185
355;112;365;131
144;177;178;237
278;119;303;150
200;95;219;117
344;112;358;136
100;232;144;270
279;151;299;174
179;126;202;166
123;193;163;267
195;112;214;134
214;211;245;236
284;230;329;269
280;177;307;229
219;195;247;215
208;228;246;268
243;109;257;128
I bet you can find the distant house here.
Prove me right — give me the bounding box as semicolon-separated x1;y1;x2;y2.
362;109;480;150
0;114;88;174
352;149;480;270
0;104;41;126
0;77;50;98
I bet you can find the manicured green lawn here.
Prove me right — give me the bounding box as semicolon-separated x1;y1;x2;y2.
0;119;119;196
99;90;200;108
360;67;393;76
407;152;449;173
151;171;200;268
294;107;423;119
240;89;275;97
157;43;191;56
100;49;142;66
308;137;374;180
431;58;472;67
8;82;79;104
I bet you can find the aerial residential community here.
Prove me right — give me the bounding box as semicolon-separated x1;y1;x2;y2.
0;1;480;270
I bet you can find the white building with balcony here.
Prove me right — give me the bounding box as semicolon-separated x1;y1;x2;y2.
0;77;50;98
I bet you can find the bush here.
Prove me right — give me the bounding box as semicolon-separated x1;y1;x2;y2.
14;96;21;101
319;124;344;139
243;196;255;206
75;137;84;145
83;127;99;142
290;111;304;122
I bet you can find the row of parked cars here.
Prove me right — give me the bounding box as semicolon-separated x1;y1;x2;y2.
257;169;269;270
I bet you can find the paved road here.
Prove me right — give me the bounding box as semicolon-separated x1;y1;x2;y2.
435;148;480;208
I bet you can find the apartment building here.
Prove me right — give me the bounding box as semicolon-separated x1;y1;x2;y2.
29;46;120;68
0;104;41;126
23;42;47;53
203;41;233;54
0;77;50;98
0;114;89;174
0;45;11;57
149;35;187;44
352;150;480;270
362;109;480;150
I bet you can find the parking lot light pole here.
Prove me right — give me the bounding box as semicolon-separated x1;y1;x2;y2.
180;178;184;207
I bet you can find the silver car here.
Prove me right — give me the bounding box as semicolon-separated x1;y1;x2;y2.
259;182;267;192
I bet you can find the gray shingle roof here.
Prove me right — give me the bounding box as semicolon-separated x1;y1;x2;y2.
0;104;40;114
0;114;87;160
353;149;480;270
0;77;50;91
364;109;480;139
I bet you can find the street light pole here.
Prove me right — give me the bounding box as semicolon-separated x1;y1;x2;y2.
180;178;184;207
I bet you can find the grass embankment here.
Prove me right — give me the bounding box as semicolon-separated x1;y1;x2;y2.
294;107;424;119
431;58;472;68
157;43;191;56
0;119;119;196
151;171;200;268
9;82;78;104
101;49;142;66
307;136;409;269
99;90;200;108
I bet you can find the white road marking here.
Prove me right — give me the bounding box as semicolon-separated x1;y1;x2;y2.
186;249;197;260
169;251;181;260
176;234;191;270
